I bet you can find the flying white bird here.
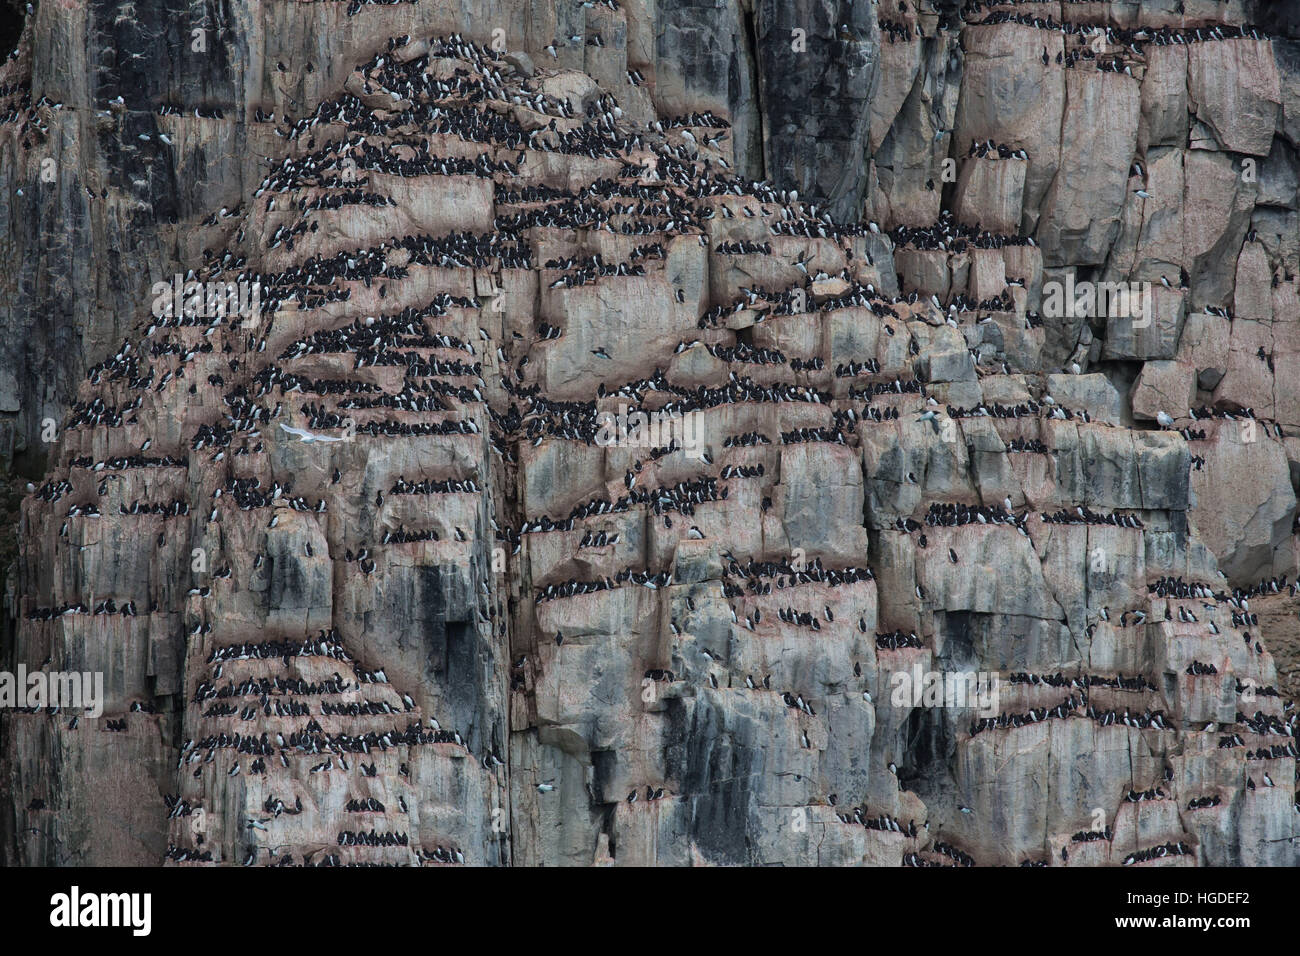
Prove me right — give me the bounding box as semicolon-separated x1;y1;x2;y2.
279;423;345;443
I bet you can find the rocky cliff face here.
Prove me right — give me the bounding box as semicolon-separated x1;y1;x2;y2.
2;0;1299;867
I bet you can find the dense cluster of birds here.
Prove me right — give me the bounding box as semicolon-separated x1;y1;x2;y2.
1039;506;1145;529
969;697;1082;736
1122;842;1193;865
875;629;924;650
924;500;1019;529
891;210;1036;253
966;8;1269;49
1124;787;1168;803
337;829;409;847
966;138;1028;161
8;8;1297;870
834;806;918;837
536;568;674;603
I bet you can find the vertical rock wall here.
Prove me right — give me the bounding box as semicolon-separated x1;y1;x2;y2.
1;0;1298;866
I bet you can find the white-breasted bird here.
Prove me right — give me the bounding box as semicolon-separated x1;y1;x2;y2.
279;423;345;443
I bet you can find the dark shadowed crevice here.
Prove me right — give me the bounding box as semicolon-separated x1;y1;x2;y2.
740;4;767;183
0;1;22;54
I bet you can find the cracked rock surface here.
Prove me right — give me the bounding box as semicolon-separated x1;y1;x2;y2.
1;0;1299;866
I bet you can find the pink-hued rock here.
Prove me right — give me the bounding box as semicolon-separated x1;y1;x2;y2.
1188;38;1282;156
1038;69;1141;267
956;24;1065;231
1132;360;1197;422
871;32;923;153
1234;241;1273;321
954;157;1026;235
1176;310;1232;391
1214;319;1277;420
1141;43;1190;150
1190;424;1298;583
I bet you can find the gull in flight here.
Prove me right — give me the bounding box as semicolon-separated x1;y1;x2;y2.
279;423;345;443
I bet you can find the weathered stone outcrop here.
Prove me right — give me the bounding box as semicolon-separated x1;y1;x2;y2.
1;0;1298;868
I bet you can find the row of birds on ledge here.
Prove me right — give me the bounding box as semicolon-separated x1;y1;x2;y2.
9;19;1296;867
